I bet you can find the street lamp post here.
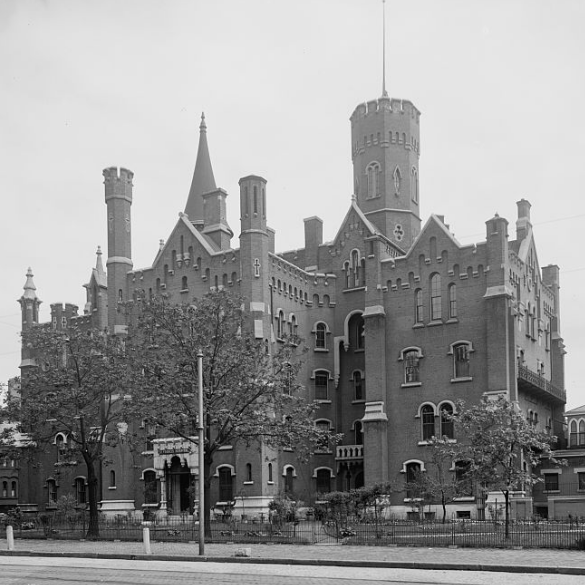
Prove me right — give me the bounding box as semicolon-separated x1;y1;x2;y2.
197;350;205;556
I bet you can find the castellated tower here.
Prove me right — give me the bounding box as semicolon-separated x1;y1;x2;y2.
350;96;421;250
103;167;133;334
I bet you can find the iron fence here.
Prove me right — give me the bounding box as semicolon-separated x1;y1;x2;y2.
2;515;585;549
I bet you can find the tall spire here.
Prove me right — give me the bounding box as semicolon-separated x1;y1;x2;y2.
382;0;388;98
184;112;217;226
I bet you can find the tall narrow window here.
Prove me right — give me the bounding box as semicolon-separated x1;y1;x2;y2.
344;262;351;288
430;274;442;320
405;462;421;498
411;167;419;203
144;470;158;504
110;470;116;488
354;421;363;445
352;250;360;287
246;463;253;482
316;469;331;494
314;371;329;400
268;463;273;483
455;461;472;496
10;481;16;498
218;468;233;501
414;289;423;323
449;284;457;319
366;162;380;198
181;276;188;290
315;421;331;453
253;186;258;214
421;405;435;441
404;350;420;383
453;343;471;378
276;311;285;339
349;314;365;350
439;403;454;439
393;166;402;194
47;479;57;504
2;482;6;498
353;371;364;400
75;478;86;505
284;467;294;494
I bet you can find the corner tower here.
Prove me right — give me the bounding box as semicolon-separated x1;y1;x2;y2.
18;267;41;370
350;96;421;249
103;166;133;334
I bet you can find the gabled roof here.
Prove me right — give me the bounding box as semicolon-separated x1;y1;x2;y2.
151;213;221;269
330;196;381;245
403;214;463;259
565;404;585;417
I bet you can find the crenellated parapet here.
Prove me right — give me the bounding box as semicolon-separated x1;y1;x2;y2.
103;167;134;203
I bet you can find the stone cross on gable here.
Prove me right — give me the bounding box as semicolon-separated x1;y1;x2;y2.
253;258;261;278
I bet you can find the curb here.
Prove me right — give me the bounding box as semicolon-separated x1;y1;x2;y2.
1;550;585;576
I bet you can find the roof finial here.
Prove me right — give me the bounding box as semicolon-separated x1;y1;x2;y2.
382;0;388;98
200;112;207;133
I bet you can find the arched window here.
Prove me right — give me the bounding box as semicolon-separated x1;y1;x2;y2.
118;289;123;302
246;463;253;482
75;477;86;505
315;420;332;453
55;433;66;462
405;462;421;498
2;481;6;498
366;162;381;199
393;166;402;194
344;261;351;288
403;349;420;384
10;481;16;498
449;284;457;319
284;466;295;494
353;371;364;400
181;276;188;290
253;186;258;214
110;470;116;488
421;404;435;441
579;420;585;447
289;314;297;337
268;463;273;483
244;186;249;215
276;310;285;340
354;421;363;445
414;289;423;323
315;322;327;349
439;403;454;439
348;313;365;350
218;467;233;502
430;274;442;320
143;470;158;505
316;468;332;494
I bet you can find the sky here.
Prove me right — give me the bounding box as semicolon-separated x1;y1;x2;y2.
1;0;584;406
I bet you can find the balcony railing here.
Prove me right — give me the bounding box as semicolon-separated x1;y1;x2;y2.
336;444;364;461
517;365;566;403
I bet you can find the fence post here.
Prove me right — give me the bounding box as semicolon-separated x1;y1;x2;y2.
6;525;14;551
143;526;152;555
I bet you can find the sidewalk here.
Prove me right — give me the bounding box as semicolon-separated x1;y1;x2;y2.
1;538;585;575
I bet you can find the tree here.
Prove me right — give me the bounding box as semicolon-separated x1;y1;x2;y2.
451;395;559;538
124;290;336;535
404;436;463;523
3;326;134;538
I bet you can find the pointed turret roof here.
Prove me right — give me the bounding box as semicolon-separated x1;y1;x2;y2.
20;267;39;301
184;112;217;225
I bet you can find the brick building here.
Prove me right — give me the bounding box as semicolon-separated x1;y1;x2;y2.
16;92;567;520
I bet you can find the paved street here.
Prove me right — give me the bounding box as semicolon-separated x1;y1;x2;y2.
0;556;585;585
2;537;585;574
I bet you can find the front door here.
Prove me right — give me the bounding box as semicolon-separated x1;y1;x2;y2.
166;456;191;514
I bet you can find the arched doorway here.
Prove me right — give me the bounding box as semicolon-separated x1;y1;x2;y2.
166;456;191;514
